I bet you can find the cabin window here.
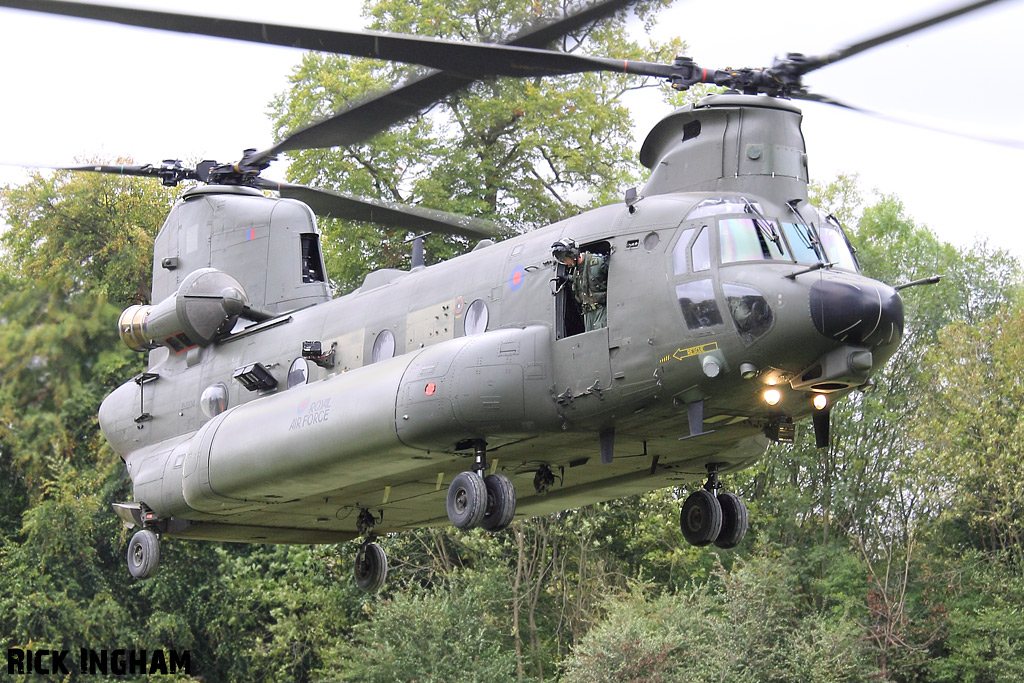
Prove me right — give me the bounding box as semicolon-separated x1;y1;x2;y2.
200;383;229;418
371;329;396;363
719;218;787;263
780;222;822;264
464;299;489;336
676;279;722;330
287;358;310;389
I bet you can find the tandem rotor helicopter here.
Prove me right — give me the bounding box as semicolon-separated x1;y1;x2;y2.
2;0;1003;592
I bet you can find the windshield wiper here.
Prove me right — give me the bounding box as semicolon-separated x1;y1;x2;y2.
741;198;782;252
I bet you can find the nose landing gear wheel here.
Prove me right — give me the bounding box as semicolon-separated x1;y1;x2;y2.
447;471;488;529
354;542;388;593
480;473;516;532
680;490;723;546
127;529;160;579
714;491;749;549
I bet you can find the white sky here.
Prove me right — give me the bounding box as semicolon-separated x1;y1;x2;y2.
1;0;1022;258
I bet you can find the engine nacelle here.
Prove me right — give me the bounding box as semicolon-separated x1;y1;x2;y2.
118;268;249;352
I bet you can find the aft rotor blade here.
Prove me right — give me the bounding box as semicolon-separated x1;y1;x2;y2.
792;0;1008;75
53;161;201;185
0;1;674;79
256;0;639;161
257;180;499;238
794;91;1024;149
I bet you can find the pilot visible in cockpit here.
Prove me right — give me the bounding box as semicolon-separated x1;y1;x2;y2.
551;237;608;331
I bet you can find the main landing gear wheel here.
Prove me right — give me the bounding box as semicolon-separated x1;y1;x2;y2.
354;542;388;593
480;473;516;532
447;471;488;529
714;491;749;549
680;490;723;546
127;529;160;579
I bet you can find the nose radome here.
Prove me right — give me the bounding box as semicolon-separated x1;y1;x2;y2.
809;279;904;348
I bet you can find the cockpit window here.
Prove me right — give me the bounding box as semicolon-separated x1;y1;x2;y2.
686;197;763;220
676;279;723;329
692;227;711;271
818;222;859;272
672;228;696;275
719;218;787;263
780;222;823;264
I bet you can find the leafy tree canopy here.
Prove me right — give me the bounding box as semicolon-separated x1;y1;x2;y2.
270;0;679;292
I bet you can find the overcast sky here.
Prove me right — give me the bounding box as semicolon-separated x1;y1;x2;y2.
1;0;1021;259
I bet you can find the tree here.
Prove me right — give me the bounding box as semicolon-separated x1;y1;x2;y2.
269;0;678;292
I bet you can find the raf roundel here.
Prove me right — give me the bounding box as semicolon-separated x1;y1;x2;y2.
509;266;525;292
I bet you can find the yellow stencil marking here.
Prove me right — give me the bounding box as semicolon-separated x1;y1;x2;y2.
382;486;391;505
662;341;719;364
435;473;444;491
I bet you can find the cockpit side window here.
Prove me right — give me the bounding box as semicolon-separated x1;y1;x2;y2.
719;218;787;263
692;227;711;271
672;228;696;274
818;222;859;272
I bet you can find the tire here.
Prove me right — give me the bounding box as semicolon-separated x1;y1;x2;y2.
680;490;723;546
127;529;160;579
354;542;388;593
446;471;487;529
714;492;749;549
480;473;516;532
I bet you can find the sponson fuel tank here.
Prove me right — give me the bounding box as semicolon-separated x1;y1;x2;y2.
130;326;559;517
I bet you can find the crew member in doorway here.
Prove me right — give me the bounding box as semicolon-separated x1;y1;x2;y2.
551;238;608;331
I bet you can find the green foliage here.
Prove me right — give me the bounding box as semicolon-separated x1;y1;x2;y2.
322;568;517;682
561;552;873;682
928;553;1024;682
912;299;1024;559
269;0;677;292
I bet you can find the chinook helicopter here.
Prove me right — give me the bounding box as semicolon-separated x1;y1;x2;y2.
5;0;997;593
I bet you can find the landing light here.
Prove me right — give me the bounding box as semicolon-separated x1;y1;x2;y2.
763;388;782;406
813;394;828;411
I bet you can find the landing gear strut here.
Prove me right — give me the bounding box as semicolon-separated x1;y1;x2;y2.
679;464;748;549
446;440;516;532
353;508;387;593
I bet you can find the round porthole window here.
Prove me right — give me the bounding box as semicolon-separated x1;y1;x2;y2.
464;299;488;336
372;329;396;363
287;357;310;389
200;383;229;418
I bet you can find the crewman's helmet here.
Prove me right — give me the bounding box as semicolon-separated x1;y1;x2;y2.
551;237;579;263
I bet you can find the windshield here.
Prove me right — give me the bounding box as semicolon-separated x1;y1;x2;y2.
780;222;823;264
719;218;787;263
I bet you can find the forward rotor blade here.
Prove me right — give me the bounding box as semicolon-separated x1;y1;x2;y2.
255;0;639;161
794;91;1024;149
256;180;499;238
792;0;1008;75
0;1;673;79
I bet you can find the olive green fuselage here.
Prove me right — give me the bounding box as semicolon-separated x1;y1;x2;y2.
99;96;903;543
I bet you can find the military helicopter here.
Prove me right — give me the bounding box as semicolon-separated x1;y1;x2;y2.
4;0;997;593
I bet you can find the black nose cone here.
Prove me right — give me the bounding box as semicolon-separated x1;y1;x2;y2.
809;279;904;348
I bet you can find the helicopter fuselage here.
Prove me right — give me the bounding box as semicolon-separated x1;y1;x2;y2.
100;184;902;543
